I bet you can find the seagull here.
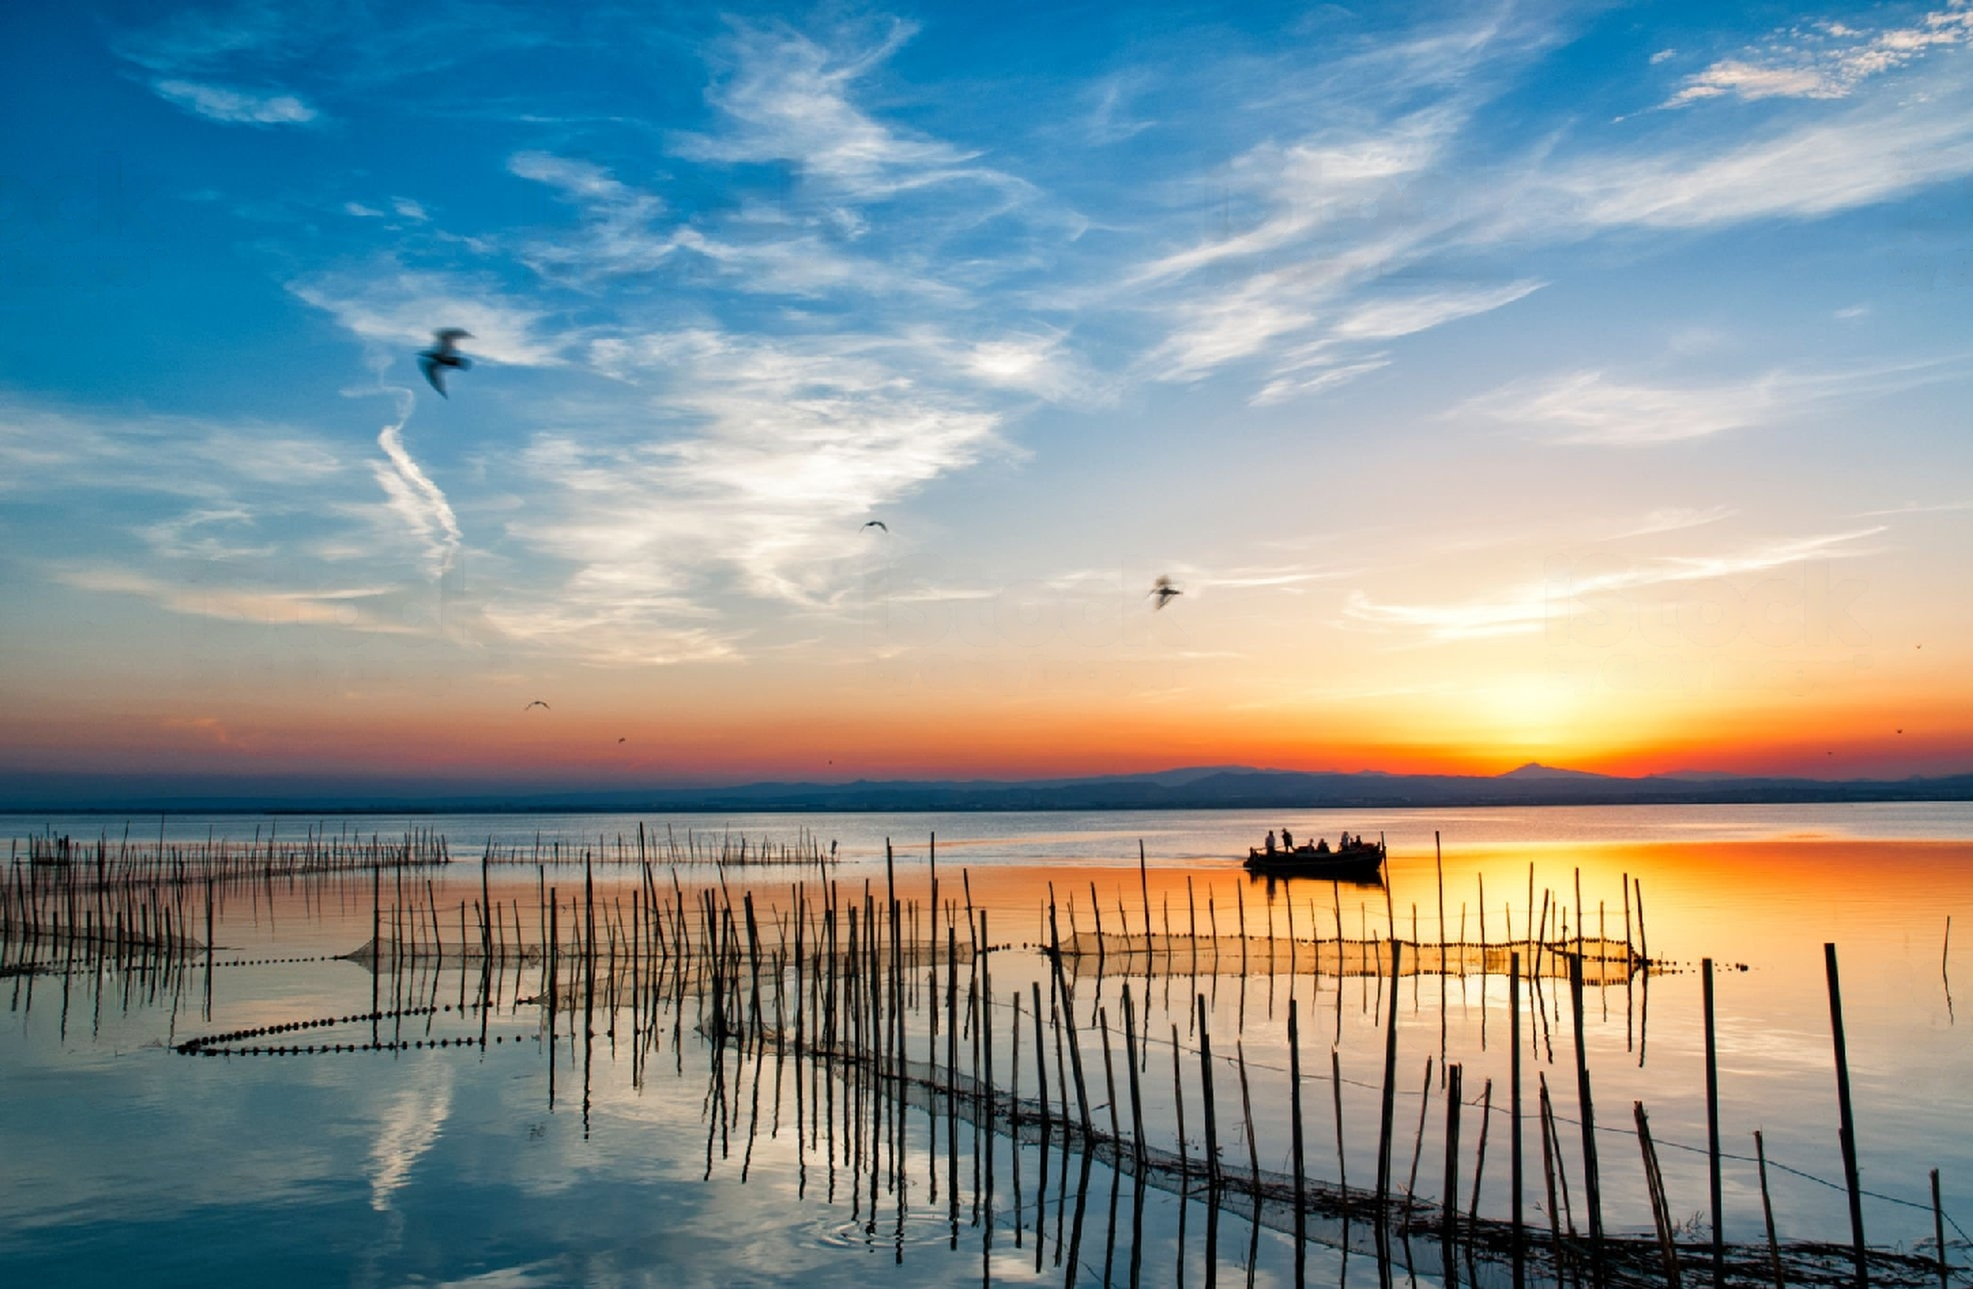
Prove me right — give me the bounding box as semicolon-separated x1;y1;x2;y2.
862;520;888;533
618;737;626;743
418;329;474;397
524;700;549;711
1149;575;1183;610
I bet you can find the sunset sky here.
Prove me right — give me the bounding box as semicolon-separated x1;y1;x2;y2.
3;0;1971;795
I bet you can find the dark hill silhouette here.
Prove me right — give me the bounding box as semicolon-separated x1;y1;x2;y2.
4;764;1972;813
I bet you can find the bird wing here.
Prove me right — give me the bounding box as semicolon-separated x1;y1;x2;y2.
419;353;448;396
433;328;473;352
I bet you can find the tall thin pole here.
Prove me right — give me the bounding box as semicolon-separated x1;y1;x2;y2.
1704;958;1724;1289
1826;943;1869;1288
1569;952;1604;1268
1377;938;1403;1215
1289;996;1307;1289
1511;951;1525;1289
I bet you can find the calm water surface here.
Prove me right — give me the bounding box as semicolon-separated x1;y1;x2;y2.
4;804;1969;1287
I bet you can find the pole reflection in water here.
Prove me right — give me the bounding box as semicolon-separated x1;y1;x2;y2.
4;818;1973;1289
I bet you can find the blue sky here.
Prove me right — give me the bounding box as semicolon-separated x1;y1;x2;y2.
2;0;1971;787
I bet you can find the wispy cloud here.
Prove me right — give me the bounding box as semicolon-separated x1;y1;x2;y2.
1609;506;1738;539
1516;84;1973;233
1464;370;1783;445
1112;9;1973;405
1664;3;1973;107
151;79;317;124
1462;357;1969;445
1343;526;1886;642
507;152;679;283
371;393;462;577
56;566;406;632
675;21;1024;204
289;269;565;368
508;327;1010;653
0;394;467;639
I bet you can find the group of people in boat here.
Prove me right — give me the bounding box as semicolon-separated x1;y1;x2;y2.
1260;827;1370;856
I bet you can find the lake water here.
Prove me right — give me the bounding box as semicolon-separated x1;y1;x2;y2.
4;804;1969;1287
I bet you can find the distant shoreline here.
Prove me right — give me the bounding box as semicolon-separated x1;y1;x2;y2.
5;763;1971;815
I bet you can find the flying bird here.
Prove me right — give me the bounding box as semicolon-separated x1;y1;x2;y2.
618;737;626;743
862;520;888;533
418;328;474;397
524;700;549;711
1149;576;1183;610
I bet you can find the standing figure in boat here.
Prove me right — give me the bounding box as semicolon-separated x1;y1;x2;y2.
1264;830;1277;855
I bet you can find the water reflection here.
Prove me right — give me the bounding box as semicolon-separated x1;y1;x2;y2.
4;811;1971;1288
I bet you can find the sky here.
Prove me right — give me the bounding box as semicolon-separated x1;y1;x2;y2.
1;0;1971;795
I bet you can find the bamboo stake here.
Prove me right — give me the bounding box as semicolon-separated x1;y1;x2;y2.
1570;952;1604;1269
1237;1040;1260;1193
1636;1101;1683;1289
1512;953;1525;1289
1932;1168;1949;1289
1444;1063;1464;1253
1198;994;1221;1189
1469;1078;1492;1224
1333;1048;1349;1213
1826;942;1869;1289
1756;1131;1784;1289
1289;996;1307;1283
1704;957;1724;1289
1377;938;1404;1215
1123;985;1146;1172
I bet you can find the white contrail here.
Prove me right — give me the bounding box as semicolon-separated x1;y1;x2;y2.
370;388;462;576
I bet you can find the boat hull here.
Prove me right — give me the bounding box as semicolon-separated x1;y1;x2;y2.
1241;847;1385;880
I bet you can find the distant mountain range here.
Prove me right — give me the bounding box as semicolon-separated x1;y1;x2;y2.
4;762;1972;814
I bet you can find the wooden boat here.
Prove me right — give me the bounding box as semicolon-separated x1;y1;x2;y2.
1242;833;1386;880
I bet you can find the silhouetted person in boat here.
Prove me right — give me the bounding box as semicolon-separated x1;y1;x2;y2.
1316;838;1330;854
1265;830;1277;855
1281;827;1294;850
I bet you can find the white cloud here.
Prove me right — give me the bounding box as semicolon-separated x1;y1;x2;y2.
675;22;1021;203
289;269;565;368
370;394;462;577
1329;280;1543;341
1251;357;1392;407
1113;10;1973;405
1609;506;1738;539
473;324;1022;664
1463;356;1969;445
1465;370;1781;445
1343;526;1886;642
1525;89;1973;232
151;79;317;125
508;152;679;282
1664;3;1973;107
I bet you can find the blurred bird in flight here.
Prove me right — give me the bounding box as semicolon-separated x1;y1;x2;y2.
419;329;473;397
862;520;888;533
1149;576;1183;610
524;700;549;711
